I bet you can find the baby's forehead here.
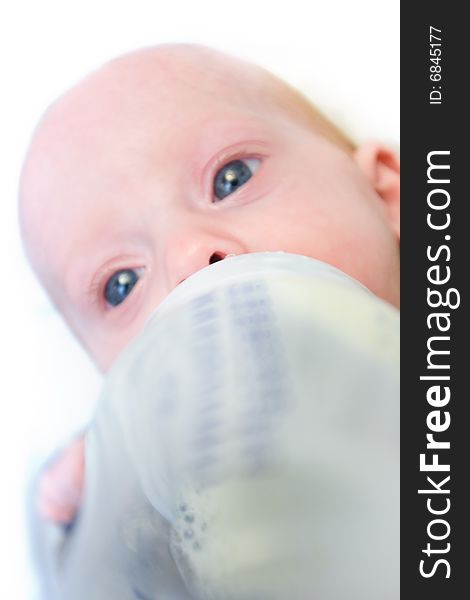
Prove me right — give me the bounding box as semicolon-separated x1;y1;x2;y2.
22;49;290;194
22;44;348;188
20;53;279;209
48;47;280;127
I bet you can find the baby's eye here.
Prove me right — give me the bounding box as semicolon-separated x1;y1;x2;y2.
213;158;260;201
104;268;141;307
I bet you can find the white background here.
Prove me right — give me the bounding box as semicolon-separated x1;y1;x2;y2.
0;1;399;597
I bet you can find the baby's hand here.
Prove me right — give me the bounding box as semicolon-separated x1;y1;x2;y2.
36;435;85;525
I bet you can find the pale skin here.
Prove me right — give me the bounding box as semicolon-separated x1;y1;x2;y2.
19;44;400;525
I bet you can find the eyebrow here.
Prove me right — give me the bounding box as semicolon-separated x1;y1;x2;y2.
189;115;274;179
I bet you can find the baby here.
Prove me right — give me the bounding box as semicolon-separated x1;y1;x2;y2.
19;44;400;525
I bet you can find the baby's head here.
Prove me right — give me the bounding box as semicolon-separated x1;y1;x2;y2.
19;44;400;372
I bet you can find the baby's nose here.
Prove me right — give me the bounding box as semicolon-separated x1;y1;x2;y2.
176;251;227;285
209;252;225;265
163;236;246;292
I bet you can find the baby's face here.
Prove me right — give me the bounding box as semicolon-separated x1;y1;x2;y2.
20;46;400;372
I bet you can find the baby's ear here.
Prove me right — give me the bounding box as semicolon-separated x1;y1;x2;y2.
353;141;400;240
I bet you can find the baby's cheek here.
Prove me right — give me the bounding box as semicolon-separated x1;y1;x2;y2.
339;233;400;307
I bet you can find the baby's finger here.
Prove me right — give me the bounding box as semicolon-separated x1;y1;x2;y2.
36;491;79;524
36;475;81;524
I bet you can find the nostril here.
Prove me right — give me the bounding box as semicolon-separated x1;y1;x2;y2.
209;252;225;265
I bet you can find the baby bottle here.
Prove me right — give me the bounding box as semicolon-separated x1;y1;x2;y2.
33;252;399;600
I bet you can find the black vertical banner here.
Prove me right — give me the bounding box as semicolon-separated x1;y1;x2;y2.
401;3;467;599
